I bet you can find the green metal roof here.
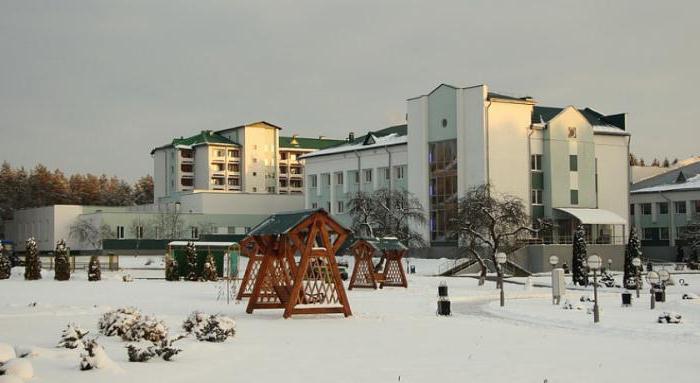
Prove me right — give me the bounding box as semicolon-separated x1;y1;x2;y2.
152;130;239;154
348;124;407;145
279;136;346;150
532;106;626;130
247;208;324;236
359;237;407;251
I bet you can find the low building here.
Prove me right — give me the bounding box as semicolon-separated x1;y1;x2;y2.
630;158;700;261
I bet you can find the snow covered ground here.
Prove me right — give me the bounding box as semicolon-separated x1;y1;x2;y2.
1;261;699;383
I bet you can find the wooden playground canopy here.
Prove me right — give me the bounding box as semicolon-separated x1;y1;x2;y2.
240;208;352;318
349;237;408;290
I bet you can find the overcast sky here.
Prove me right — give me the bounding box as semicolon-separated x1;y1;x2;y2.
1;0;698;181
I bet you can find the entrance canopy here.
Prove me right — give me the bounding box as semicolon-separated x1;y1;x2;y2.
554;208;626;225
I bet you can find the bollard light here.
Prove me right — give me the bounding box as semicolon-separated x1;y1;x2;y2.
632;257;642;298
495;252;507;307
549;255;559;269
587;254;602;323
646;271;660;309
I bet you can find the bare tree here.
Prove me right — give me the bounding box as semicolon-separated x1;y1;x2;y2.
147;207;183;240
449;184;546;286
347;188;427;247
70;218;114;249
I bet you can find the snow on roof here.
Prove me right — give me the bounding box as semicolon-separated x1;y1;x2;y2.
592;125;629;136
631;174;700;194
554;208;627;225
300;133;407;159
167;241;238;247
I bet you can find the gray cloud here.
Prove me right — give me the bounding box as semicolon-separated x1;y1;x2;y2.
1;0;698;181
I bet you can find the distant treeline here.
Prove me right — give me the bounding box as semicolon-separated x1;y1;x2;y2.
0;162;153;220
629;154;678;168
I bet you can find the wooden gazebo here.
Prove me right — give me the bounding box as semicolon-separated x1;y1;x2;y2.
236;236;263;301
349;237;408;289
243;209;352;318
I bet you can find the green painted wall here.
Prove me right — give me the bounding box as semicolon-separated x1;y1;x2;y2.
428;85;457;143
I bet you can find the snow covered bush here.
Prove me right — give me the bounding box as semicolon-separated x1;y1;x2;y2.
0;343;16;363
123;315;169;342
0;374;24;383
57;323;89;349
88;256;101;281
99;307;143;338
54;239;71;281
0;358;33;380
0;247;11;280
658;312;682;324
571;225;588;286
165;254;180;281
24;237;41;280
122;274;134;282
126;335;185;362
182;311;236;342
79;339;114;371
200;254;218;281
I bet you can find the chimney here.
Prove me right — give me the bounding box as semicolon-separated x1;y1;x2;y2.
348;132;355;141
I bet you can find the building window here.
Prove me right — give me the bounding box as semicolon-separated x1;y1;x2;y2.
228;177;239;187
267;187;275;193
530;154;543;171
364;169;372;183
569;155;578;171
290;179;302;188
228;149;240;157
280;152;288;160
180;149;193;158
215;149;225;157
568;127;577;138
641;203;651;215
181;164;193;172
630;204;635;216
280;179;288;187
643;227;657;240
135;226;144;239
336;201;344;213
335;172;344;185
252;187;257;192
695;200;700;214
383;167;390;180
212;178;224;186
531;189;543;205
429;140;457;241
181;178;193;187
191;227;199;239
395;166;405;180
659;227;670;240
116;226;125;239
228;163;240;172
570;190;579;205
351;171;359;184
312;202;318;209
310;175;318;187
675;201;686;214
657;202;668;215
327;202;331;212
323;173;331;186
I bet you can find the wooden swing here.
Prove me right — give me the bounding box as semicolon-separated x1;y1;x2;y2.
244;209;352;318
236;236;264;301
349;237;408;289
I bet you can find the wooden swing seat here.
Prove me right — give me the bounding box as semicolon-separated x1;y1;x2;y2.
273;285;325;305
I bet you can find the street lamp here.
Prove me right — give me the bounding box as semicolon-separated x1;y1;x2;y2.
632;257;642;298
495;252;507;307
587;254;602;323
646;271;660;309
607;258;613;272
549;255;559;270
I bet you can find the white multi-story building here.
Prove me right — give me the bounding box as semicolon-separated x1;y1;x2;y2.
630;157;700;261
152;121;344;199
304;84;631;271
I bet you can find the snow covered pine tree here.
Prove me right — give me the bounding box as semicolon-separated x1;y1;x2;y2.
24;237;42;280
571;225;589;286
54;239;71;281
184;241;198;281
200;254;218;281
624;227;642;289
165;253;180;281
88;256;101;281
57;323;89;349
0;244;11;280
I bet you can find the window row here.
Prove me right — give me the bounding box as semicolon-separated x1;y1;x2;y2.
530;154;578;172
632;201;700;216
308;166;406;188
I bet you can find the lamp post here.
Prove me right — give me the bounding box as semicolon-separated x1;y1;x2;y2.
632;257;642;298
607;258;613;272
658;269;670;302
495;252;507;307
587;254;602;323
646;271;660;309
549;255;559;271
